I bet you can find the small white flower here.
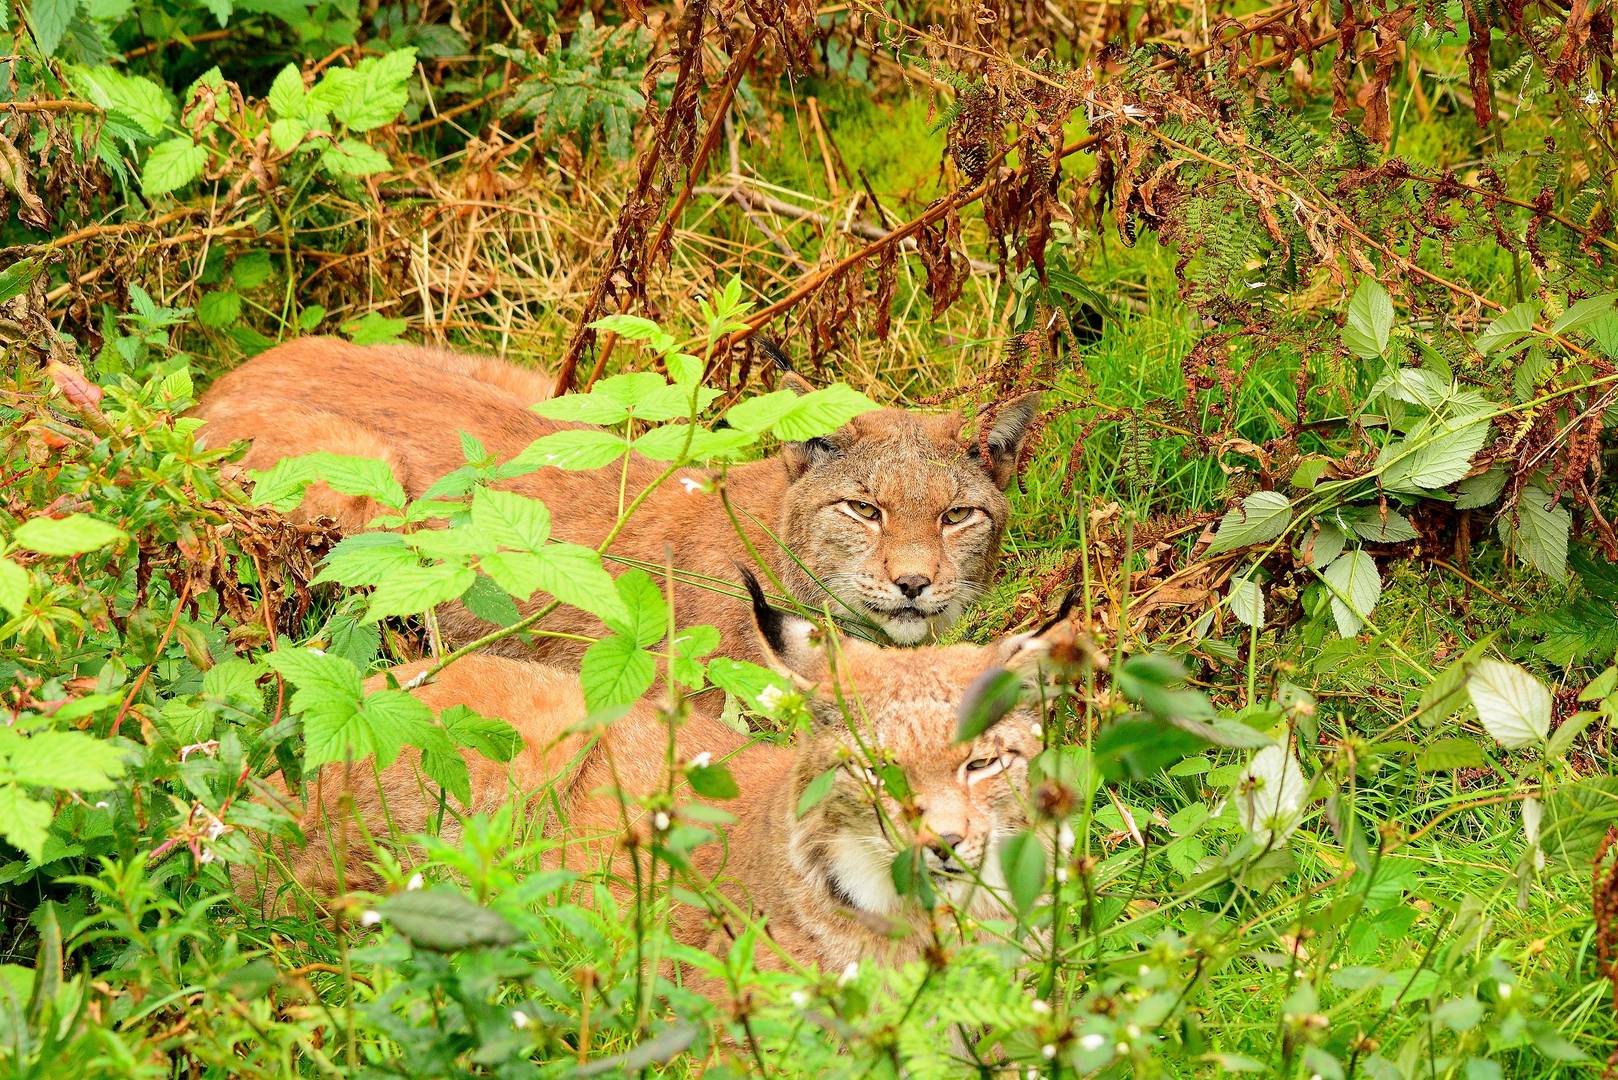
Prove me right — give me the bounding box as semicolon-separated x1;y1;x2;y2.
1125;1024;1141;1039
1031;998;1051;1015
360;909;382;927
1293;968;1307;980
653;811;670;832
307;647;325;657
838;961;859;986
1041;1044;1057;1059
1137;964;1150;976
94;800;110;810
406;872;424;891
512;1009;530;1029
1498;982;1513;1000
1115;1042;1130;1054
1310;1074;1323;1080
862;767;880;785
1584;89;1601;105
688;751;713;769
1055;866;1070;884
1057;821;1075;857
198;848;216;865
679;477;707;494
1078;1033;1106;1052
790;990;810;1008
205;819;227;841
1030;722;1043;739
756;684;786;712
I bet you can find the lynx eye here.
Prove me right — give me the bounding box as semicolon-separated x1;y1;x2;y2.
941;506;976;526
963;753;1015;779
845;499;881;521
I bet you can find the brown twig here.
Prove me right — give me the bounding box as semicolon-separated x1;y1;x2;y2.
122;28;233;62
0;100;100;115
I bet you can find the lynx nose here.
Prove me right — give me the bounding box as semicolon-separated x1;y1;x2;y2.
895;574;931;599
929;833;965;865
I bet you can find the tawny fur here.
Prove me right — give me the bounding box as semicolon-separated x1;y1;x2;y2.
245;613;1073;992
190;339;1038;713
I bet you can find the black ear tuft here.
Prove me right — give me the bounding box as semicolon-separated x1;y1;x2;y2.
739;567;789;654
759;337;795;374
1036;585;1082;634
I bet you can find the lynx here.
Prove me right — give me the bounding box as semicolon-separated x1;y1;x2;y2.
192;338;1040;703
246;575;1076;985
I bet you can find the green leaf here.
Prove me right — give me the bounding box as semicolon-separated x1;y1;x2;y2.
267;64;307;120
439;704;520;762
364;561;475;620
1500;483;1569;580
1300;522;1347;568
1455;468;1507;510
506;429;628;472
530;392;631;426
580;634;656;711
479;543;627;624
418;739;470;804
1546;709;1598;759
342;312;407;345
376;886;520;951
1475;301;1539;357
1229;574;1264;628
1342;507;1418;543
796;767;837;817
669;624;720;688
231;250;272;289
4;731;125;789
264;647;363;703
330;49;418;133
1208;491;1293;555
1381;417;1489;491
686;763;738;800
1467;659;1550;749
1368;367;1449;409
632;424;755;463
1418;634;1497;724
603;568;668;647
724;384;879;441
0;558;28;615
1321;550;1381;637
954;667;1024;743
1550;291;1618;335
588;313;676;353
706;658;792;715
197;290;241;328
1343;279;1394;359
0;257;42;305
1415;738;1484;772
632;383;723;423
0;787;52;861
28;0;76;57
997;830;1046;916
71;66;171;137
141;138;207;197
315;533;417;587
269;118;308;153
470;487;551;553
12;514;126;556
320;139;391;177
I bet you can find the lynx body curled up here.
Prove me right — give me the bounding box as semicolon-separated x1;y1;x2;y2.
193;339;1039;685
247;582;1074;988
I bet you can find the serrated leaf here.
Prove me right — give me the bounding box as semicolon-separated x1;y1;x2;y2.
0;558;29;615
1321;550;1381;637
13;514;126;556
1229;574;1264;628
1500;483;1569;580
1236;744;1307;845
632;424;755;463
529;392;630;426
1381;416;1489;491
1343;507;1418;543
506;429;628;472
2;729;126;790
28;0;76;57
1475;301;1539;357
1468;660;1550;749
197;290;241;328
1546;709;1598;759
686;763;738;800
342;312;407;345
997;830;1046;916
470;487;551;553
1418;634;1497;724
439;704;520;762
0;787;52;862
364;562;475;620
329;48;418;133
1300;522;1347;568
580;634;656;711
72;66;170;137
377;886;520;951
141;138;207;197
315;533;416;587
320;139;391;177
587;313;675;352
1455;468;1507;510
1368;367;1449;409
603;568;668;647
1208;491;1293;555
1343;279;1394;359
724;384;879;441
1550;291;1618;335
1415;738;1484;772
267;63;306;120
269;117;309;153
479;543;626;624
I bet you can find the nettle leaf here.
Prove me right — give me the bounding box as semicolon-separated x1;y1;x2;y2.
996;830;1046;916
141;138;208;197
1499;483;1569;580
29;0;75;57
12;513;126;556
479;543;628;624
365;561;476;621
1550;291;1618;335
1343;279;1394;359
1229;574;1264;628
329;48;418;133
1475;301;1540;357
507;429;629;472
470;487;551;553
1455;468;1507;510
580;634;656;711
267;64;307;120
604;569;668;647
1467;659;1551;749
1380;416;1490;491
1321;549;1381;637
633;424;755;463
1343;507;1418;543
0;728;126;790
724;384;878;441
0;787;53;861
0;558;29;615
1208;491;1293;555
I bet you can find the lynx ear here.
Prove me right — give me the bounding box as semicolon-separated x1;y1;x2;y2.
760;337;817;396
741;569;827;688
967;391;1042;488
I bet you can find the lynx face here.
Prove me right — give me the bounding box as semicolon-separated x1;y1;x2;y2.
776;395;1039;646
746;575;1072;920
